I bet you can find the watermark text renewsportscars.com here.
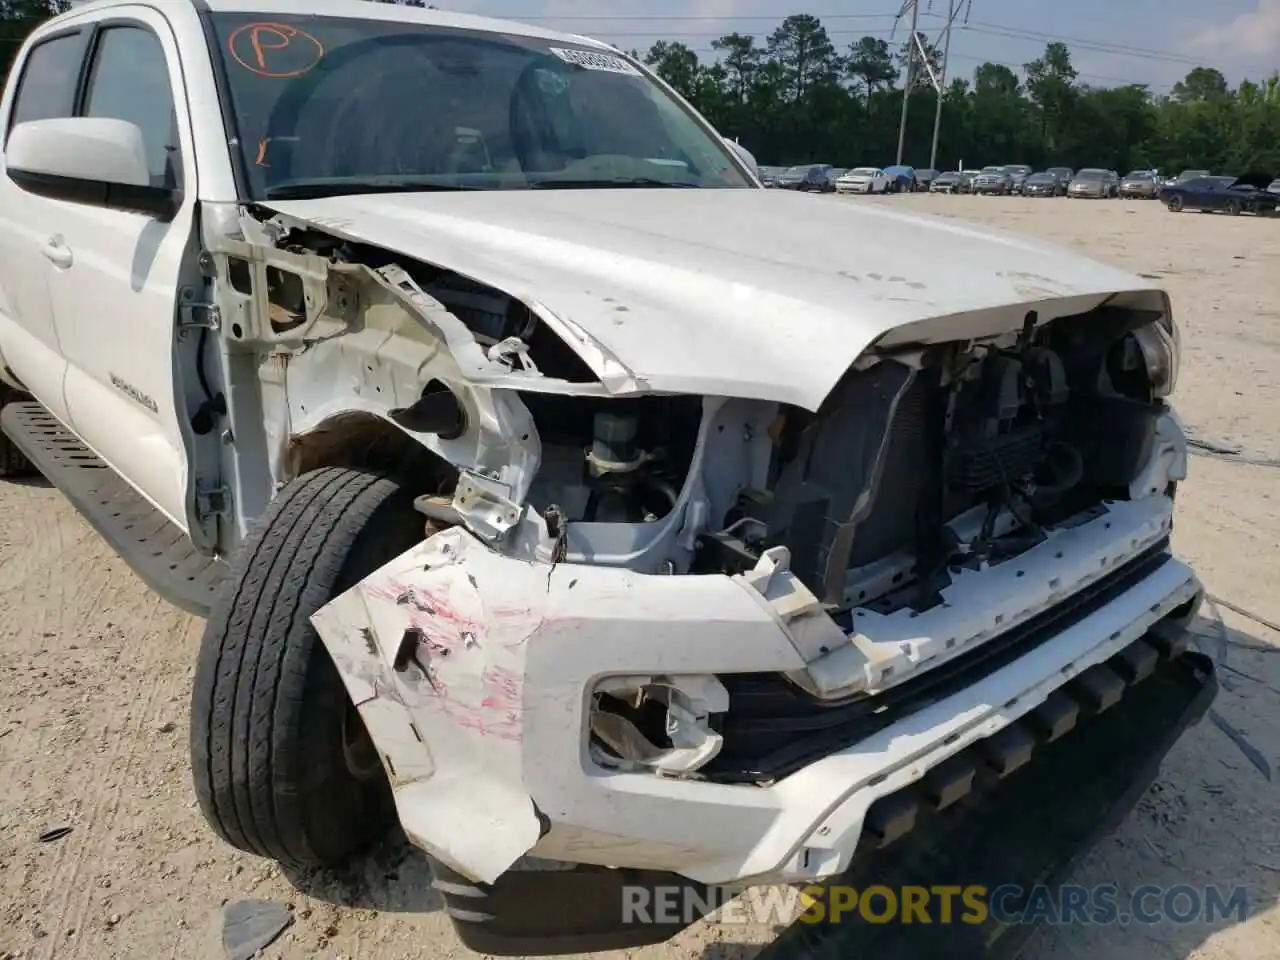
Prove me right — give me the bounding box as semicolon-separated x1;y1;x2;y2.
622;883;1250;927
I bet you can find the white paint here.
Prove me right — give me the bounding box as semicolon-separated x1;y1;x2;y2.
6;118;151;186
265;189;1169;411
311;518;1201;885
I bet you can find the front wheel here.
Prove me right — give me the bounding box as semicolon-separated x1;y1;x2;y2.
1223;199;1242;216
1167;195;1184;212
190;466;425;867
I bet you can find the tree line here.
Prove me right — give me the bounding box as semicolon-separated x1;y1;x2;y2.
4;3;1277;176
1;1;66;82
638;15;1280;176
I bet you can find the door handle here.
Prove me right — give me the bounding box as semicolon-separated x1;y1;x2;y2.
42;237;73;269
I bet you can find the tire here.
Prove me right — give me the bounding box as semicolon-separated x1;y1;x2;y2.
1223;199;1241;216
1167;195;1183;212
190;466;426;868
0;388;36;479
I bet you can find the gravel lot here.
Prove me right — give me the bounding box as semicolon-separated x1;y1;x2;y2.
1;195;1277;960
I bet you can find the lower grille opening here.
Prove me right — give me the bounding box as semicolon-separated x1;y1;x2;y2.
702;538;1173;784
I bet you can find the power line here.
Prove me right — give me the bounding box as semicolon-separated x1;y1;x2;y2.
932;15;1203;65
506;10;1216;70
506;12;903;21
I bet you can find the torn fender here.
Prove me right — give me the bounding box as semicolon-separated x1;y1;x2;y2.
310;528;549;883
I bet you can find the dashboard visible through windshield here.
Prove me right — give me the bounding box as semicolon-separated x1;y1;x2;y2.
207;14;752;199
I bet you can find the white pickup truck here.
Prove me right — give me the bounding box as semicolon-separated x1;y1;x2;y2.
0;0;1208;953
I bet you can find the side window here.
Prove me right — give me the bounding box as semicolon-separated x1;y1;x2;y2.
8;32;87;130
82;26;180;188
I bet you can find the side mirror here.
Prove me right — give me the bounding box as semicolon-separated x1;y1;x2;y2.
724;138;760;181
5;117;181;221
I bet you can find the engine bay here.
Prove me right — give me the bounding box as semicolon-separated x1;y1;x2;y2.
518;305;1174;616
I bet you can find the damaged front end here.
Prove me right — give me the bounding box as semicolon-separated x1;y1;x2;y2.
195;203;1192;892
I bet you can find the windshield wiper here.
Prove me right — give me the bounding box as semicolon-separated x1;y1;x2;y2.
529;177;700;189
264;179;482;200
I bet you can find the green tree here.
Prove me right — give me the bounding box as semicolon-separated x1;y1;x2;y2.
845;36;896;94
643;40;703;101
1024;42;1078;150
1;0;69;82
1171;67;1230;103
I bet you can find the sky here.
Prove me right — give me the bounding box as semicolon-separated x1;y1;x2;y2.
440;0;1280;93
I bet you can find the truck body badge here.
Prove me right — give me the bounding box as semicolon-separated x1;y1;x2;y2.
109;373;159;413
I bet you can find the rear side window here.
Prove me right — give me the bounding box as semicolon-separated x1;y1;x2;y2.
8;31;87;129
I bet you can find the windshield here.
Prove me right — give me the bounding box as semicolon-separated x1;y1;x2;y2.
1026;174;1054;183
849;167;879;176
1075;170;1105;180
783;165;812;175
981;166;1003;173
208;14;751;198
1124;171;1152;179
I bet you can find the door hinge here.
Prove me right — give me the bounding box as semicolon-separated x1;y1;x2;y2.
178;287;221;338
195;483;232;520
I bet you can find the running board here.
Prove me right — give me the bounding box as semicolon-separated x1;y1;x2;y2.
0;401;227;616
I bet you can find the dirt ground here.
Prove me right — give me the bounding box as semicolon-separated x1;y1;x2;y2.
1;194;1278;960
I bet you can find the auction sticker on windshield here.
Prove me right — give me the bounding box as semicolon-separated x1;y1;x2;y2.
548;47;641;75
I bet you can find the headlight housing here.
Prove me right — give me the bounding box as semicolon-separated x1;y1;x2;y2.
1130;314;1180;398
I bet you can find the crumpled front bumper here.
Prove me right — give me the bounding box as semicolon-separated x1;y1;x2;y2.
309;496;1201;891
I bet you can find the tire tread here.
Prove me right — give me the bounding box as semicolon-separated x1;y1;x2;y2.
191;466;416;867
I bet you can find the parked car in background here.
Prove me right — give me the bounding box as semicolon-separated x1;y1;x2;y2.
930;170;963;193
1046;166;1074;188
883;165;918;192
1159;172;1278;215
777;163;834;191
1119;170;1160;198
1268;179;1280;195
758;165;782;187
1005;164;1033;194
836;167;890;194
1069;169;1113;198
914;168;939;190
1021;172;1060;197
956;169;983;194
821;168;848;193
972;166;1013;195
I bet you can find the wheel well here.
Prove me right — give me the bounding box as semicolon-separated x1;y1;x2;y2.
285;411;458;494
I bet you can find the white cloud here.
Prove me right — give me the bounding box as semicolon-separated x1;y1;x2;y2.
1185;0;1280;58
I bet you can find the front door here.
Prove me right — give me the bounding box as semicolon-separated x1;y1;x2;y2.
43;8;199;527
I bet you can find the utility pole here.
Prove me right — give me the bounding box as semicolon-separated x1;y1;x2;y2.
893;0;920;166
928;0;966;170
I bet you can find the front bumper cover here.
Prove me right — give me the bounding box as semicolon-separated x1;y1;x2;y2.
309;487;1196;884
432;642;1215;955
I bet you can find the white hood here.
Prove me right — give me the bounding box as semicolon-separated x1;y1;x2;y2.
264;188;1158;411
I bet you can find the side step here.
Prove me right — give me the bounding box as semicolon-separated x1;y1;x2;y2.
0;401;228;617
